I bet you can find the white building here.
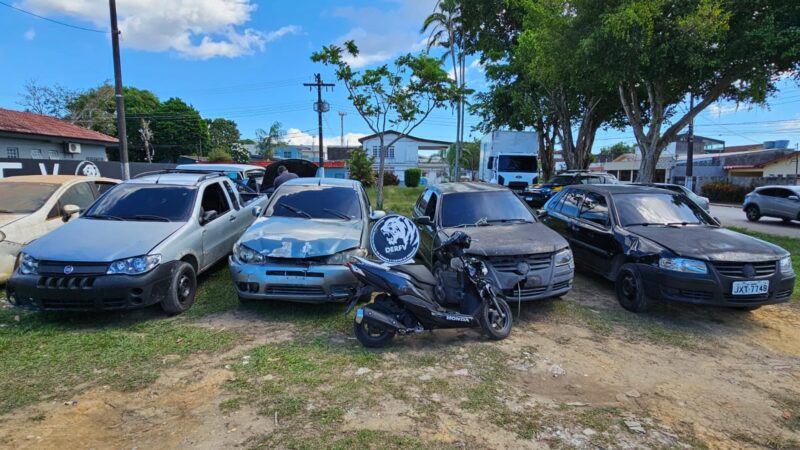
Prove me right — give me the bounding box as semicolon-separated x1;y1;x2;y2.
358;131;451;185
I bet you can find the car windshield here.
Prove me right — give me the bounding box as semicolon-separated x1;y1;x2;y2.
498;155;537;172
545;175;575;185
441;191;535;227
614;193;714;227
266;185;361;220
0;182;59;214
84;184;197;222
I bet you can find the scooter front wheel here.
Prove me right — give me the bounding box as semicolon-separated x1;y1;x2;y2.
354;319;396;348
479;297;513;340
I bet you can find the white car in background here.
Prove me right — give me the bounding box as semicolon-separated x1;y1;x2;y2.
0;175;119;283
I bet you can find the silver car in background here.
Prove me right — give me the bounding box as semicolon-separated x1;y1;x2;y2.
744;185;800;223
632;182;710;211
230;178;384;303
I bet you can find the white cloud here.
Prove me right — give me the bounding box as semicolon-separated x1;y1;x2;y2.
283;127;366;147
23;28;36;40
332;0;436;68
707;103;739;117
778;118;800;131
21;0;299;59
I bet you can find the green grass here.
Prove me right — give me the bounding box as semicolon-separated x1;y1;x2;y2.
729;227;800;303
366;185;424;217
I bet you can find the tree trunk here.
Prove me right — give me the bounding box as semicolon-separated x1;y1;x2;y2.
535;117;556;182
376;136;385;209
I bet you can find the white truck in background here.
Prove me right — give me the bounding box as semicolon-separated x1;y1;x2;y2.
479;131;539;193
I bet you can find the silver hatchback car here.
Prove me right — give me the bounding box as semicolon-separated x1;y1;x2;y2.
229;178;385;303
743;185;800;223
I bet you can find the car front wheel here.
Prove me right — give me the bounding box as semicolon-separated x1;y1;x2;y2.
615;263;650;313
745;205;760;222
161;262;197;315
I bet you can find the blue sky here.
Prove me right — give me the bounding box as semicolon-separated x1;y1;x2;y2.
1;0;798;151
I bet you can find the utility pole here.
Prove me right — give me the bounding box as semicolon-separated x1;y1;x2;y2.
338;111;346;147
109;0;129;180
684;92;695;192
304;74;334;177
795;143;799;186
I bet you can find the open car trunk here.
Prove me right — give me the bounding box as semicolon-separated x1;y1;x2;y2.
260;159;319;192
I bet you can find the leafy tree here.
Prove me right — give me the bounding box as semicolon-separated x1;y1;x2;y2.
207;148;232;162
255;121;286;159
139;119;155;163
348;148;376;187
230;143;251;163
17;79;79;118
597;142;635;163
150;98;210;163
578;0;800;181
207;118;241;150
312;41;455;208
445;139;480;179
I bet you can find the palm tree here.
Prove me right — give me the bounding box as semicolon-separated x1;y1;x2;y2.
422;0;466;181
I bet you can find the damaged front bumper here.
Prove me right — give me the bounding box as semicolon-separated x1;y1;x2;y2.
0;240;23;284
484;256;574;301
229;256;358;303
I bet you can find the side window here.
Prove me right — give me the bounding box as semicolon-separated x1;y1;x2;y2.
487;156;494;170
559;190;585;218
775;188;793;199
59;182;96;209
200;182;231;220
415;189;432;216
425;193;438;219
360;186;372;211
582;177;603;185
222;180;241;210
758;188;776;197
579;193;610;227
545;190;567;212
94;181;116;196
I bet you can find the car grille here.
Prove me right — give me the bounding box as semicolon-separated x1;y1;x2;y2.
37;276;96;290
266;270;324;278
775;290;793;300
552;280;571;291
712;261;776;278
678;289;713;301
486;254;552;274
40;298;126;310
508;182;528;191
263;285;325;297
724;292;770;303
38;261;108;275
504;285;548;298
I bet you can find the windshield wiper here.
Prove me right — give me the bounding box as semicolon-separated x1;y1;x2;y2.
625;222;667;227
322;208;351;220
487;218;532;224
279;203;312;219
126;214;171;222
85;214;125;221
665;221;700;227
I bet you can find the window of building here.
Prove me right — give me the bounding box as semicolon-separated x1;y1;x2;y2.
30;149;43;159
283;151;292;158
370;146;394;159
48;150;59;160
7;147;19;158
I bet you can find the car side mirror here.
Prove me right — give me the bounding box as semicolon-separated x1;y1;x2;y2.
789;195;800;202
201;210;219;225
62;204;81;222
415;216;432;226
252;206;263;217
369;210;386;221
537;210;548;219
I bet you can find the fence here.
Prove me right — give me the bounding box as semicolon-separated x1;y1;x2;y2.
0;158;177;179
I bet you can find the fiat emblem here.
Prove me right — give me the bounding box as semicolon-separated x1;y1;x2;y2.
63;265;74;275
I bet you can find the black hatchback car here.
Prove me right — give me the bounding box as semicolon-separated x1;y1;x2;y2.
523;171;617;207
540;185;795;312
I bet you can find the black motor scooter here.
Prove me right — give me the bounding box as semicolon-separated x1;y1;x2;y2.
345;231;513;348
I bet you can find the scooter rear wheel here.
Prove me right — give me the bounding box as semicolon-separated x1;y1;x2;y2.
479;297;513;340
353;319;396;348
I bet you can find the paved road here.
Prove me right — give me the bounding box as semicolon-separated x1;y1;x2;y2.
710;204;800;238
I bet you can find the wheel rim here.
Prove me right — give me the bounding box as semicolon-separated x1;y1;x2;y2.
747;208;757;219
177;274;192;304
619;273;638;303
487;304;508;330
361;321;387;339
434;266;447;302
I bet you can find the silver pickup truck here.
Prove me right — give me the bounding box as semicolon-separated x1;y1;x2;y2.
7;170;269;314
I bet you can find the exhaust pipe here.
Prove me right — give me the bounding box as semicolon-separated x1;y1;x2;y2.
356;307;403;332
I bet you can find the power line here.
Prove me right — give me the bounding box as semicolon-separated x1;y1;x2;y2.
0;1;108;33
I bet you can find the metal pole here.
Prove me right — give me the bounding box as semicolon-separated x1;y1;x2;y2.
109;0;129;180
795;144;799;185
685;92;694;191
338;111;346;147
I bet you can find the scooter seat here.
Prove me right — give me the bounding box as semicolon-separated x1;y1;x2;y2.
394;264;437;286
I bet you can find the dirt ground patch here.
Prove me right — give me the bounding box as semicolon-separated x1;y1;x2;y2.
2;273;800;449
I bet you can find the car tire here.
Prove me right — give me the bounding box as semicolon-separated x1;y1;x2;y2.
161;262;197;315
745;205;761;222
433;260;448;304
479;297;513;340
615;263;650;313
353;319;395;348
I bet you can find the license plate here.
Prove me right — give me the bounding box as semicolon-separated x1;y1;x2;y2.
731;280;769;295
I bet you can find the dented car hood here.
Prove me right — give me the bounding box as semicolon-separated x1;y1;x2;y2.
442;222;568;257
627;226;787;262
239;216;362;258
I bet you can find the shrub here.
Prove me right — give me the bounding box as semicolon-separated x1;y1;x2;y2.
404;167;422;187
348;149;375;187
207;147;232;162
229;143;251;164
381;171;400;186
701;181;748;203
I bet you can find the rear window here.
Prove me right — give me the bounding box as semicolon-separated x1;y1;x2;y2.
85;184;197;221
267;185;362;220
0;182;59;213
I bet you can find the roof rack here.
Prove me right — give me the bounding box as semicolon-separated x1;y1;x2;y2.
133;169;228;185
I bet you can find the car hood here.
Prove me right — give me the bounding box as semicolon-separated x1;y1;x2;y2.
0;214;27;230
442;222;568;257
239;216;363;258
23;218;185;262
627;226;787;262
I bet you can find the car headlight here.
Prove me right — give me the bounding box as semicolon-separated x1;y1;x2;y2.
107;254;162;275
659;257;707;274
551;186;563;192
234;243;266;264
18;252;39;275
780;256;794;275
554;248;574;268
325;248;368;265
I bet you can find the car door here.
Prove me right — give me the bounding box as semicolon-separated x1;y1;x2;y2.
221;179;252;241
555;189;586;261
541;188;580;244
756;188;778;215
413;188;435;265
198;181;234;268
574;192;615;276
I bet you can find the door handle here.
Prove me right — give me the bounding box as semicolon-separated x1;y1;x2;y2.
229;215;236;221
